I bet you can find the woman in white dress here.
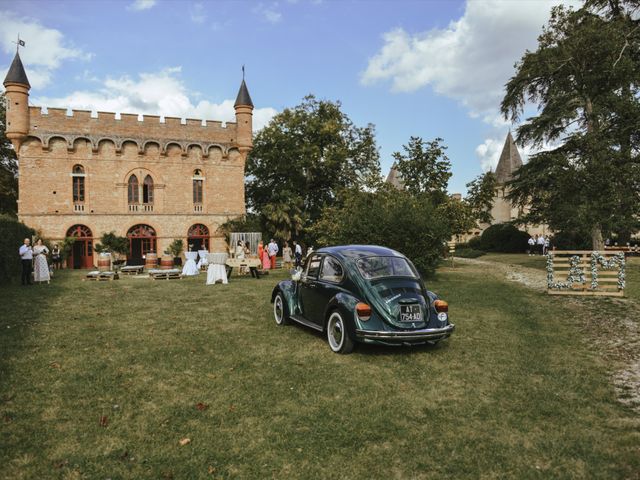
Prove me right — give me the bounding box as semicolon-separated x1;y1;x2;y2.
33;239;50;284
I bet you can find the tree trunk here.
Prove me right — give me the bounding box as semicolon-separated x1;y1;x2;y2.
591;224;604;251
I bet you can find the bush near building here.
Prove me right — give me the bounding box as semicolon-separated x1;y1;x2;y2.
479;224;530;253
0;214;35;284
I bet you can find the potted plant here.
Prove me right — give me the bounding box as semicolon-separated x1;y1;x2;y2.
96;232;129;267
168;239;184;266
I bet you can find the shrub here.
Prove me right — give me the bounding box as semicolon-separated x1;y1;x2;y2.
467;236;483;250
480;224;530;253
455;247;486;258
0;214;35;284
312;188;450;277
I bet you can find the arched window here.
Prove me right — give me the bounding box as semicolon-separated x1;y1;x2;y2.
128;175;139;204
193;169;203;205
188;224;209;251
143;175;154;204
72;165;85;203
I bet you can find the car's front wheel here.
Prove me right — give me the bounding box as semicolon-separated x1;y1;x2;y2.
273;292;289;326
326;311;354;354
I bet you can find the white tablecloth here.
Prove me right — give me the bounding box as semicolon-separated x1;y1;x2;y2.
182;251;199;276
197;250;209;269
206;253;228;285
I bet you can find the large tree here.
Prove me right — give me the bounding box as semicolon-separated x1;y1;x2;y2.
246;95;381;241
465;171;497;225
392;136;451;202
501;2;640;249
0;92;18;216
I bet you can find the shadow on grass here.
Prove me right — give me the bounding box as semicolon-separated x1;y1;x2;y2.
0;270;65;406
284;321;445;357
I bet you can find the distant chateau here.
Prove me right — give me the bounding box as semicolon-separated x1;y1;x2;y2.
4;51;253;267
385;132;546;241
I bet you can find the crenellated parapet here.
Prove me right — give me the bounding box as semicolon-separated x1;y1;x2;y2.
27;106;239;156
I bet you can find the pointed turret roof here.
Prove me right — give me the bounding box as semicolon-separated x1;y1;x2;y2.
385;162;404;190
234;79;253;108
3;51;30;88
495;131;522;184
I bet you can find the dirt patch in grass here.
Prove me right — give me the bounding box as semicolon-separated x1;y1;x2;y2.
457;255;640;414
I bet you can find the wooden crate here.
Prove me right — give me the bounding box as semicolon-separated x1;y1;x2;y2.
547;250;625;297
120;265;144;276
148;269;182;280
84;271;119;282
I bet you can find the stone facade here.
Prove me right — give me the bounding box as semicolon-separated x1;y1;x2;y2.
4;51;254;267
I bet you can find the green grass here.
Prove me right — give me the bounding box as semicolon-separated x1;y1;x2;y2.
1;263;639;479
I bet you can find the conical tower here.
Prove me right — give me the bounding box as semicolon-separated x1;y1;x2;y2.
385;162;404;190
3;51;31;151
489;131;523;224
494;131;523;184
234;75;254;155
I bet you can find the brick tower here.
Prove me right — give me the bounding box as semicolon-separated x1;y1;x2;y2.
3;51;31;151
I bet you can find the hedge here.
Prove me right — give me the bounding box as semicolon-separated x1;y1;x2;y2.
479;223;530;253
0;214;35;284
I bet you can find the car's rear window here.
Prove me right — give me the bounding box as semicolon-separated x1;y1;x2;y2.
356;256;417;280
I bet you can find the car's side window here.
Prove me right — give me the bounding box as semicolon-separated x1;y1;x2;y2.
319;256;344;283
305;254;322;280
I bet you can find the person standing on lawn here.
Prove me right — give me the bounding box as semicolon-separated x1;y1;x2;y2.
33;239;50;284
527;236;535;256
268;238;279;269
537;234;545;255
51;244;62;270
19;238;33;286
282;241;293;270
294;240;302;268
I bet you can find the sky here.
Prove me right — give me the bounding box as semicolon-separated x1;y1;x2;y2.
0;0;580;194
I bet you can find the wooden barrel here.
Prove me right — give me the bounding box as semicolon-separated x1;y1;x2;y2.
145;252;158;270
97;252;111;272
160;254;174;270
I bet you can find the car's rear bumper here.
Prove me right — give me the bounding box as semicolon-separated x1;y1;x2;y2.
356;324;455;344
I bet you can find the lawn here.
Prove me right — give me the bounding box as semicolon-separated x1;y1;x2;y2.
1;261;639;479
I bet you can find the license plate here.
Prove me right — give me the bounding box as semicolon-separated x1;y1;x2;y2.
400;304;422;322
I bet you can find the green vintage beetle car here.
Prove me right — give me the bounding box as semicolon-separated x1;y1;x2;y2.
271;245;454;354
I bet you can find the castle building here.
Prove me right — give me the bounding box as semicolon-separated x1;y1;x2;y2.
488;131;546;236
490;131;524;224
4;51;253;268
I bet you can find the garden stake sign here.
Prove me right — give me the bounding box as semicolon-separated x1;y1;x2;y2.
546;250;626;297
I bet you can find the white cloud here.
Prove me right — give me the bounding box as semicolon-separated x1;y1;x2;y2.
190;3;207;24
0;10;92;89
362;0;580;120
128;0;157;11
475;137;509;172
253;3;282;24
33;67;278;132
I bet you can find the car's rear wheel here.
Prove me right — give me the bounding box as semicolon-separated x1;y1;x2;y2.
326;311;354;354
273;292;289;325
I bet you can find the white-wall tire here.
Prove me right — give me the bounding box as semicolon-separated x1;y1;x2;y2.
274;292;289;325
326;311;354;354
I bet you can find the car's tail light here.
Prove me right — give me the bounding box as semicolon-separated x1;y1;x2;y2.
356;302;372;321
434;300;448;313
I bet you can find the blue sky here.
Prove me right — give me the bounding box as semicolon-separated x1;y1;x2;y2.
0;0;578;193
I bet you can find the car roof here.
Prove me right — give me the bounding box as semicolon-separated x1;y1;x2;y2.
315;245;406;261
